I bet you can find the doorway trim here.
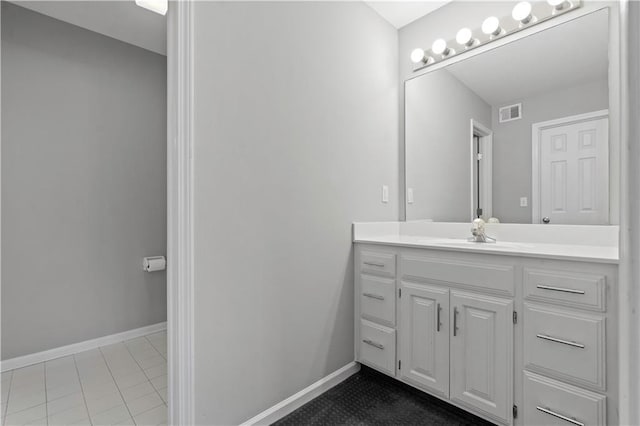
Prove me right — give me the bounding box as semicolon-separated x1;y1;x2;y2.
469;119;493;221
531;109;609;224
167;1;194;425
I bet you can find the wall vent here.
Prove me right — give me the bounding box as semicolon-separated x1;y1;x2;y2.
499;103;522;123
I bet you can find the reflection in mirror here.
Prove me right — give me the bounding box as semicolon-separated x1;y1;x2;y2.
405;9;610;225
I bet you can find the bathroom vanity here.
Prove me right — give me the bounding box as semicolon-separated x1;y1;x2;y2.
353;222;618;426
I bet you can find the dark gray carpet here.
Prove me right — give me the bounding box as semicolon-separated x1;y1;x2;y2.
273;366;495;426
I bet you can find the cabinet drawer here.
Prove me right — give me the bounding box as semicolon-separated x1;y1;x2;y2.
359;319;396;376
401;255;515;295
524;371;606;426
360;275;396;327
360;250;396;278
524;268;606;312
524;303;605;390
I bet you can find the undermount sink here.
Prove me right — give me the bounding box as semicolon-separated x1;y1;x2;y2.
417;238;535;250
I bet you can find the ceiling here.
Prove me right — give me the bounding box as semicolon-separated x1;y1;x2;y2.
446;9;608;106
10;1;166;55
364;1;451;29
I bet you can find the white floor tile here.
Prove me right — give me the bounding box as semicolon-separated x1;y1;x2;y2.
120;382;155;404
3;403;46;426
90;404;131;425
46;382;82;401
143;364;166;380
6;390;46;415
46;392;85;416
150;376;167;391
133;404;166;426
157;387;168;404
85;391;124;416
113;372;147;391
48;403;89;425
125;392;163;416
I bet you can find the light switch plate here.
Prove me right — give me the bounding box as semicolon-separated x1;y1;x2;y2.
520;197;528;207
407;188;414;204
382;185;389;203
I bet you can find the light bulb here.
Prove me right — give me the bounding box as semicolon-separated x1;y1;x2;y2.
548;0;570;10
456;28;475;48
432;38;452;56
512;1;534;25
135;0;167;15
410;48;425;64
482;17;502;37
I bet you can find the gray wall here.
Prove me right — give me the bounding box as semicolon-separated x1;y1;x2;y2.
492;79;608;223
1;3;167;360
192;2;398;423
405;70;491;221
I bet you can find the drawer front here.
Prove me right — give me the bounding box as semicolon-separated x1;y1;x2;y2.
360;275;396;327
524;303;605;390
401;254;515;296
524;371;606;426
359;319;396;376
360;250;396;278
524;268;606;312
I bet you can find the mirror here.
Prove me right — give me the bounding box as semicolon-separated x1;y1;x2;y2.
405;9;611;225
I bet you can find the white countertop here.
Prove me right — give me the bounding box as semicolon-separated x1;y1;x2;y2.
353;222;619;264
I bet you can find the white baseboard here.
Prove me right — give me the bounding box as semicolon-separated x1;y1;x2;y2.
1;322;167;372
240;361;361;426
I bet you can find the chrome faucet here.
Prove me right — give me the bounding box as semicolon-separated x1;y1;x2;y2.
469;218;496;243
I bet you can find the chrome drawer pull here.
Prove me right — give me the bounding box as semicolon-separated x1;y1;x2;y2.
536;406;584;426
362;339;384;350
537;284;585;295
362;293;384;301
363;261;385;268
536;334;585;349
437;303;442;332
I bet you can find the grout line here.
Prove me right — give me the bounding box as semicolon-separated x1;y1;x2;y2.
43;362;49;426
98;347;136;425
72;354;94;426
143;335;167;362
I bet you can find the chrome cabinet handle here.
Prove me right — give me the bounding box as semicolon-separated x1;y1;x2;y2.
437;303;442;332
537;284;585;295
542;217;551;223
363;261;385;268
362;293;384;301
536;334;585;349
362;339;384;350
453;307;459;336
536;406;584;426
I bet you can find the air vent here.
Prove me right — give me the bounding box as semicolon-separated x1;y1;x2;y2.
499;103;522;123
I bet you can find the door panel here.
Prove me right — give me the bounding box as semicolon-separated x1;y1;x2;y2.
539;115;608;225
399;282;449;398
450;290;513;424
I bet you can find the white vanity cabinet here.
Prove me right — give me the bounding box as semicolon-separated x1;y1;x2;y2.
354;243;618;426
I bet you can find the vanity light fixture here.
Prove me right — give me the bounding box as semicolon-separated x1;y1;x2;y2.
410;48;434;65
409;0;581;71
135;0;168;15
512;1;536;25
456;28;477;48
432;39;454;57
481;17;504;38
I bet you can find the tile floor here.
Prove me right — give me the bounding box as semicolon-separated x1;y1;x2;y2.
0;331;167;426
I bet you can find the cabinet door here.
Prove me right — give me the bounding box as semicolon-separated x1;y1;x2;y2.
399;282;449;398
450;290;513;424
